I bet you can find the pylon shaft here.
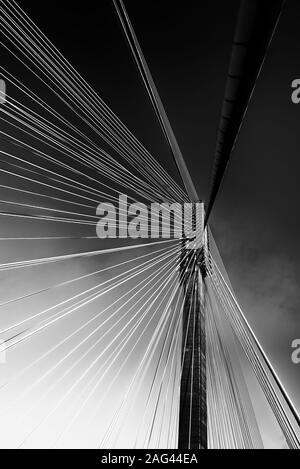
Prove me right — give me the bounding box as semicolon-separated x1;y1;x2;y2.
178;266;207;449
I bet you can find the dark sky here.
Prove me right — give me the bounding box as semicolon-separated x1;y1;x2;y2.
13;0;300;425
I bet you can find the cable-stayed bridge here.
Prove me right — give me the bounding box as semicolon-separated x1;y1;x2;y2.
0;0;298;449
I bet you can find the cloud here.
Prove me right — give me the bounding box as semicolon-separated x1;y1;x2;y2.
213;215;300;324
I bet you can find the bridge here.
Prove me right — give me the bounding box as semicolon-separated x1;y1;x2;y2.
0;0;298;449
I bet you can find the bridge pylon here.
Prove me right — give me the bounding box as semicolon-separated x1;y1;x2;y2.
178;202;208;449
